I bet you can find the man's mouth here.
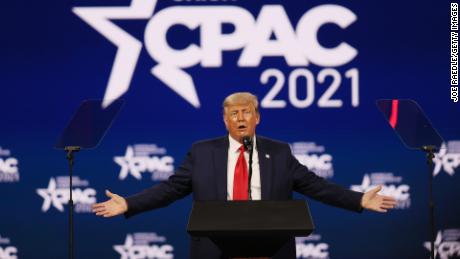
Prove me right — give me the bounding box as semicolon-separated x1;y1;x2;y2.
237;125;247;132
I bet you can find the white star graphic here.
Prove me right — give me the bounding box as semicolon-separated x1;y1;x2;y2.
433;143;459;177
113;235;134;259
114;146;142;180
433;143;446;176
36;178;65;212
424;231;442;259
73;0;200;108
350;174;370;192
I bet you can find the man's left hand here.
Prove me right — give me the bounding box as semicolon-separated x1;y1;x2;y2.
361;185;397;212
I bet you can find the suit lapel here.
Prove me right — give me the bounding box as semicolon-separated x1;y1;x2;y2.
213;137;228;201
257;137;272;200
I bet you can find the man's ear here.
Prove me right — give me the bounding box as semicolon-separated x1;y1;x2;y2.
256;113;260;125
223;115;229;130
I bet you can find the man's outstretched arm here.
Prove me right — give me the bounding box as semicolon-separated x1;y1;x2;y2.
288;144;396;213
92;149;194;218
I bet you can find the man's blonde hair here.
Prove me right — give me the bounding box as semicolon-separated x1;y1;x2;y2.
222;92;259;114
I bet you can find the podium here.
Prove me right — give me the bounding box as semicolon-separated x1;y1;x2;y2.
187;200;314;258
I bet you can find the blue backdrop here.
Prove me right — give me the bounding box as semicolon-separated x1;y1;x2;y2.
1;0;459;258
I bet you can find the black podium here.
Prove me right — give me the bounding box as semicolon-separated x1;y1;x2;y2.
187;200;314;258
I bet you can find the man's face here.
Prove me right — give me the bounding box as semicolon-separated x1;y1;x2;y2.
223;103;260;143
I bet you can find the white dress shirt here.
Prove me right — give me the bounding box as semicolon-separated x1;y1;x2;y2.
227;135;261;200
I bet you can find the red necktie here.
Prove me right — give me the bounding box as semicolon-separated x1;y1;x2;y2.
233;145;248;200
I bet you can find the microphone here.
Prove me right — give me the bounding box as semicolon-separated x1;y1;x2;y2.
242;136;253;200
242;136;253;151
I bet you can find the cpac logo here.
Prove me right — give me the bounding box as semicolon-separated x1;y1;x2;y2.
0;247;17;259
73;1;357;108
291;142;334;179
114;233;174;259
36;177;97;213
351;173;410;209
424;229;460;259
0;158;17;174
114;144;174;181
433;141;460;177
0;147;19;183
0;235;17;259
296;235;329;259
0;158;19;183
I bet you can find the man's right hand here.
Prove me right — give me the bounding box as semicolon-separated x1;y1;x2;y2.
92;190;128;217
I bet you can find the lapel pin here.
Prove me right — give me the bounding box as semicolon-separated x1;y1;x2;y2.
265;154;270;159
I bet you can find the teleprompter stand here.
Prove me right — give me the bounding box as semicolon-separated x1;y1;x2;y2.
187;200;314;258
55;99;124;259
376;99;444;259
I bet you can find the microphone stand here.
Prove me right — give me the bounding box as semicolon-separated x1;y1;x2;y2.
248;145;253;200
422;145;436;259
243;136;253;200
65;146;80;259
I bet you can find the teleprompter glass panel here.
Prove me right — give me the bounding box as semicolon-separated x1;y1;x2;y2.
55;99;124;149
376;99;443;150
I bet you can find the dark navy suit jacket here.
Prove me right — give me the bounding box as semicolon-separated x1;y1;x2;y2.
125;136;363;258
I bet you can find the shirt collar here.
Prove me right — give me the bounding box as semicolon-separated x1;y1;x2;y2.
228;135;257;153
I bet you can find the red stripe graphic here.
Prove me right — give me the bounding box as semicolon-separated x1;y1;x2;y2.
389;99;399;129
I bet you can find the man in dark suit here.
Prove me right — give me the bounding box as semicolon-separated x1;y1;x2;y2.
93;92;396;258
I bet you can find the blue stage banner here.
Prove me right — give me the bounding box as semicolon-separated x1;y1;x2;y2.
1;0;459;258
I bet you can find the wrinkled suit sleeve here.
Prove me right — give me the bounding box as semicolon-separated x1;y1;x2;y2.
124;148;194;218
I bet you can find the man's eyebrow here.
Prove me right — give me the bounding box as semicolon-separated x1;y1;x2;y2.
228;106;250;112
